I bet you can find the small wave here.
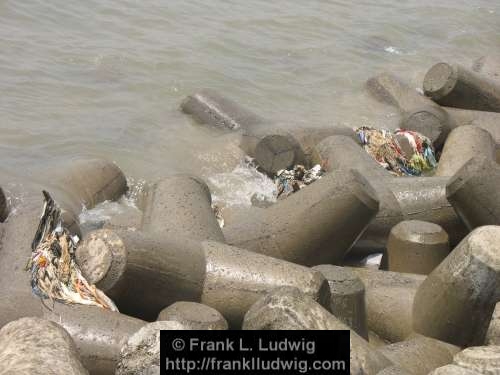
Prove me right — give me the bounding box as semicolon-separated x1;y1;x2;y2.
384;46;403;55
78;177;145;232
209;158;276;207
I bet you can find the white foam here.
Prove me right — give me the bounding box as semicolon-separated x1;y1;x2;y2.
78;177;145;230
208;159;276;207
384;46;402;55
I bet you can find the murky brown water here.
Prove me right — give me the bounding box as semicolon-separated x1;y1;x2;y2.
1;0;499;204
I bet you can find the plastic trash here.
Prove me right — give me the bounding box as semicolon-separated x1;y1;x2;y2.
26;191;117;311
275;164;324;199
355;126;437;176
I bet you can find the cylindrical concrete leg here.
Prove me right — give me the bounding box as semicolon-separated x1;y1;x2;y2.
223;169;380;265
252;131;306;175
486;302;500;345
445;107;500;159
36;158;128;215
367;73;440;111
313;265;368;339
454;346;500;375
429;365;482;374
388;177;468;248
413;226;500;346
241;125;311;174
400;105;450;148
242;287;394;374
16;159;127;235
376;334;460;375
117;321;186;375
0;317;88;375
386;220;450;275
348;267;425;343
157;301;228;330
291;126;358;165
181;88;265;131
141;175;224;241
447;156;500;229
76;230;207;320
198;240;330;327
435;126;496;177
76;229;331;326
42;304;146;375
316;135;390;178
424;63;500;112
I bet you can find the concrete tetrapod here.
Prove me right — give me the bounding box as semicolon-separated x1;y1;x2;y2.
76;229;331;326
242;287;394;375
386;220;450;275
376;334;460;375
157;302;228;330
435;126;496;177
0;160;143;375
316;134;399;254
0;317;88;375
313;265;368;339
181;88;305;174
446;156;500;229
141;175;224;241
316;135;468;252
367;72;500;152
222;169;379;265
413;226;500;346
423;62;500;112
348;267;425;343
453;346;500;375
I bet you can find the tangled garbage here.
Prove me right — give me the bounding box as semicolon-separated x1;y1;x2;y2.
27;191;118;311
275;164;324;199
356;126;437;176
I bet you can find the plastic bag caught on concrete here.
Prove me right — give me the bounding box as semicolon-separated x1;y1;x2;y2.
27;191;118;311
356;126;437;176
